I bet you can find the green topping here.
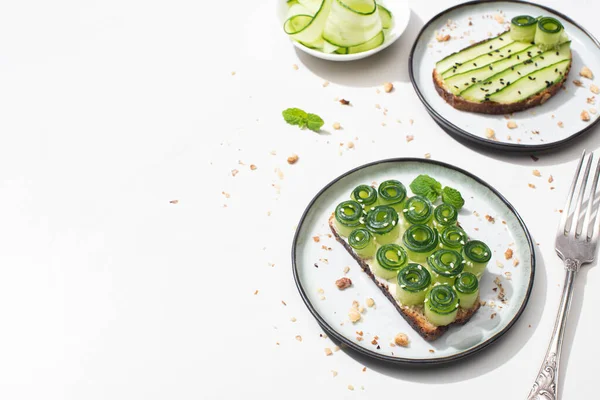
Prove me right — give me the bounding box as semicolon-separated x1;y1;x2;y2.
439;226;469;250
463;240;492;263
511;15;537;43
409;175;442;203
282;108;324;132
378;180;407;206
454;272;479;294
376;244;408;271
535;17;564;51
403;224;438;253
365;205;398;235
335;200;363;227
348;228;373;250
397;263;431;292
425;284;460;314
351;184;378;211
427;249;464;277
441;186;465;210
403;195;434;225
433;203;458;228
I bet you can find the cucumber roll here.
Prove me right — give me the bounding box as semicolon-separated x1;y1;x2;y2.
402;196;434;229
535;17;564;51
395;263;432;305
454;272;479;309
377;180;407;212
351;184;378;213
348;228;376;258
402;224;439;262
463;240;492;277
424;284;460;326
426;249;465;285
334;200;364;237
433;203;458;232
365;205;400;244
439;225;469;251
373;243;408;279
510;15;537;43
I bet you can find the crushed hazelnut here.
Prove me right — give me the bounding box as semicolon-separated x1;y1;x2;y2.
324;348;333;356
513;258;520;267
532;169;541;177
331;370;338;377
424;153;431;159
394;333;410;347
528;183;536;189
589;96;597;104
581;110;591;121
347;141;355;149
573;80;584;87
231;169;239;177
591;108;598;115
491;313;497;319
222;191;230;198
375;104;381;109
436;33;451;42
366;298;375;307
287;154;299;165
557;121;564;128
322;81;330;87
250;164;257;171
349;309;361;323
494;14;505;24
332;122;342;130
336;277;353;290
505;248;513;259
406;135;414;142
409;119;414;125
254;290;259;295
591;85;600;94
339;99;350;105
313;236;320;242
507;120;518;129
348;385;354;391
496;260;504;268
580;66;594;79
485;215;495;223
486;128;496;139
290;317;297;322
169;199;179;204
295;335;302;342
343;266;350;274
383;82;394;93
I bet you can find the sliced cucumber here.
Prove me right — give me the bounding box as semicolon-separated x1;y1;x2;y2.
322;40;340;53
347;31;384;54
487;59;570;104
323;0;382;47
284;0;333;44
378;4;393;29
461;41;571;102
436;32;513;75
335;47;349;54
441;41;532;79
298;0;322;14
443;46;535;95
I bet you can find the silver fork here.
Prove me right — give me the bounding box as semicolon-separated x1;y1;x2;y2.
526;150;600;400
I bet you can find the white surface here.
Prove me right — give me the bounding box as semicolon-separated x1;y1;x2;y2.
295;159;533;361
0;0;598;399
276;0;411;61
411;1;600;148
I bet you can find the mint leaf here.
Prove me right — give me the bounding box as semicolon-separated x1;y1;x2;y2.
282;108;308;126
307;113;324;132
409;175;442;203
442;186;465;210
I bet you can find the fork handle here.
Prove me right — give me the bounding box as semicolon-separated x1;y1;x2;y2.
526;259;579;400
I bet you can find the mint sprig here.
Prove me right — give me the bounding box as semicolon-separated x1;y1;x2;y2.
282;108;324;132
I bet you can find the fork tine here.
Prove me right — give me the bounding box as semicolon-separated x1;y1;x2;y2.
561;150;587;235
585;159;600;240
574;153;594;237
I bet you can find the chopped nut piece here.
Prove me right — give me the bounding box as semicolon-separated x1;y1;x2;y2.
281;300;287;306
322;81;330;87
375;104;381;109
169;199;179;204
589;96;597;104
287;154;299;164
324;348;333;356
275;168;284;179
292;64;298;70
581;110;591;121
591;108;598;115
362;367;367;372
505;248;513;260
485;128;496;139
505;271;512;280
507;120;518;129
436;33;451;42
352;300;359;309
513;258;520;267
532;169;541;177
336;277;353;290
339;99;350;105
496;260;504;268
290;317;297;322
371;339;378;345
348;385;354;391
331;370;338;377
313;236;320;243
573;80;584;87
222;191;230;198
494;14;505;24
485;215;495;223
356;330;363;337
295;335;302;342
557;121;564;128
343;266;350;274
349;309;361;323
347;141;355;149
366;298;375;307
491;313;497;319
406;135;414;142
424;153;431;159
332;122;342;130
358;306;365;313
334;346;340;352
528;183;536;189
429;349;435;354
383;82;394;93
250;164;257;170
394;333;410;347
254;290;259;295
580;66;594;79
317;288;324;294
231;169;239;177
591;85;600;94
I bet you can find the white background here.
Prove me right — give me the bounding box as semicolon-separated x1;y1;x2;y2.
0;0;598;399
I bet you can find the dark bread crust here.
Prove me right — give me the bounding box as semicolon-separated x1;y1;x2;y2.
329;215;480;341
432;57;572;115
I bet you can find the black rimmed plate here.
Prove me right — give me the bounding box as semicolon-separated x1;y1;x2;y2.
409;0;600;153
291;158;535;364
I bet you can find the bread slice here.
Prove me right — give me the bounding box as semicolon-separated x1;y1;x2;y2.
432;66;570;115
329;214;480;341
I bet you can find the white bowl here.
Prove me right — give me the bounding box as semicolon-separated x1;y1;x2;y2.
276;0;411;61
